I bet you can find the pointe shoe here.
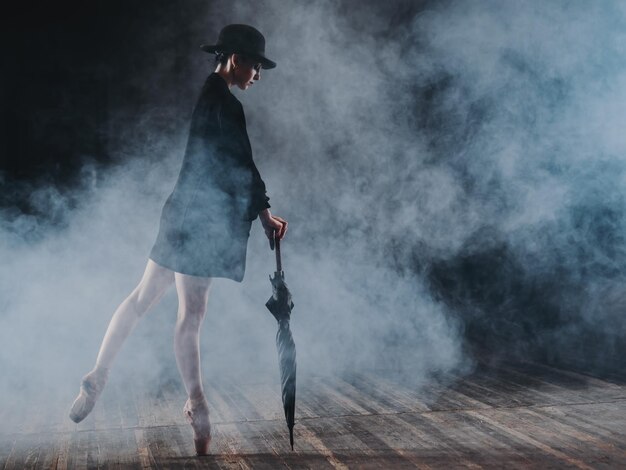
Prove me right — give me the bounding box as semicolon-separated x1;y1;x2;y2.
183;397;211;456
69;368;109;423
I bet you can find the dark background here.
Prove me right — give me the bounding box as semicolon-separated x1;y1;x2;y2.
1;0;199;185
2;0;624;376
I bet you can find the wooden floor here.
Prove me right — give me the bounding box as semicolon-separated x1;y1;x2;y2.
1;360;625;469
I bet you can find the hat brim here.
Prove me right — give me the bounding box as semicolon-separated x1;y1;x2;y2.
200;44;276;69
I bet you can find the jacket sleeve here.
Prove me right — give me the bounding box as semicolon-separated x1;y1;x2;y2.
248;160;271;217
210;98;271;220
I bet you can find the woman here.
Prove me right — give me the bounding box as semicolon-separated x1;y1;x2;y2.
69;24;287;456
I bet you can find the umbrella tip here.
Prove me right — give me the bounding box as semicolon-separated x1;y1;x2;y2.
290;429;294;450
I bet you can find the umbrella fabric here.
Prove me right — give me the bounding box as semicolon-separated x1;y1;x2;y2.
275;316;296;449
266;234;297;449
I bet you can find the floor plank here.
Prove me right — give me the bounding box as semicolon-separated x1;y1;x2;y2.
1;360;624;469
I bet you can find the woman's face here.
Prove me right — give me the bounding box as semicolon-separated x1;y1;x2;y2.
233;55;262;90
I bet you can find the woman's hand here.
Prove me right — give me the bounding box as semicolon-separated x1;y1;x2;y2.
259;209;288;242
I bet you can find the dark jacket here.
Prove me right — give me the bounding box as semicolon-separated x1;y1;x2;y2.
148;72;270;281
175;72;270;221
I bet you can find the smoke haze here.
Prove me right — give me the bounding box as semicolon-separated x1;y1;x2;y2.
1;0;625;434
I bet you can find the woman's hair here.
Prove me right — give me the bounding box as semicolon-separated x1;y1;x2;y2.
214;51;256;68
214;51;232;66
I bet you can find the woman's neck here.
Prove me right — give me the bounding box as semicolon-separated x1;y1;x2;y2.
215;66;235;89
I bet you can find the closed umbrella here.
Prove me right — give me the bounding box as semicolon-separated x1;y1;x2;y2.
266;232;297;450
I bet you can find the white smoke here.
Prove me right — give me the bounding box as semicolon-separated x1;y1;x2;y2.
3;0;625;436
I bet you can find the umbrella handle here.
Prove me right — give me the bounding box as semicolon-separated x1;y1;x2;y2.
274;231;282;272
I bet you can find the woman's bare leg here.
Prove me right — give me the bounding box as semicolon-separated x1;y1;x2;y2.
173;272;212;400
95;259;175;370
69;259;174;423
174;272;212;454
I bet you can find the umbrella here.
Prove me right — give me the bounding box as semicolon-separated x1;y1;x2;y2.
266;232;297;450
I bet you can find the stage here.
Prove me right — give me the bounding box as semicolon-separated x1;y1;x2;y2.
1;359;624;469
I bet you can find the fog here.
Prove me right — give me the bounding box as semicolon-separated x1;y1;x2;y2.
2;0;625;434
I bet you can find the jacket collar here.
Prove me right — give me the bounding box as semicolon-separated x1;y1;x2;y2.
208;72;231;96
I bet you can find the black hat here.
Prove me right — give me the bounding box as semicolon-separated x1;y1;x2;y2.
201;24;277;70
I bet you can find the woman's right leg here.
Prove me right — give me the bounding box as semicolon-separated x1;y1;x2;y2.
94;259;175;370
69;259;174;423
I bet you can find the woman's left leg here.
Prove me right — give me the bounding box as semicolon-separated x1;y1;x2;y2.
173;272;212;455
173;272;212;399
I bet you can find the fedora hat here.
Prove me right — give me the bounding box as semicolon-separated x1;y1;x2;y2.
201;24;277;70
